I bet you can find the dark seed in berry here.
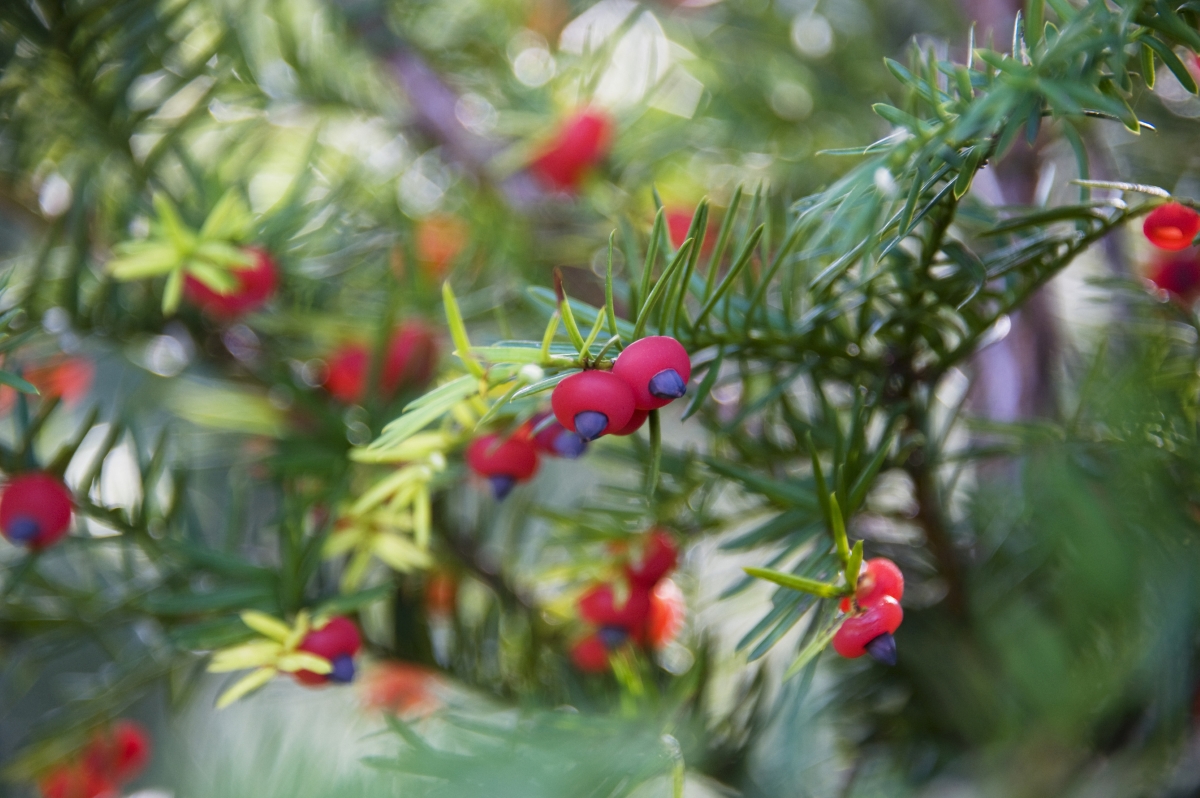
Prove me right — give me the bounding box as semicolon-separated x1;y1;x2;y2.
865;633;897;666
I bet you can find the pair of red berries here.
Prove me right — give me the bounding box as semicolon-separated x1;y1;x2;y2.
322;321;438;405
184;247;279;318
832;558;904;666
530;109;614;192
0;472;73;549
551;336;692;443
39;720;151;798
294;616;363;686
571;530;682;673
465;413;586;499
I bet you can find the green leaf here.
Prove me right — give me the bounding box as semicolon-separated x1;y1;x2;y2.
162;267;184;314
681;348;722;420
199;189;253;241
845;540;864;586
315;585;391;616
153;192;195;251
830;492;850;565
0;370;38;394
632;239;692;340
783;612;845;679
646;409;661;497
443;282;484;378
872;103;923;131
512;369;578;400
1142;36;1197;94
743;567;843;599
108;241;181;279
402;374;477;412
469;346;573;366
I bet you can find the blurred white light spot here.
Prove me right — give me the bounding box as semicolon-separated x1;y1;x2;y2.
513;47;556;87
42;307;70;334
152;76;213;121
978;314;1012;349
65;425;144;531
259;59;298;101
874;167;898;197
649;65;704;119
560;0;675;109
248;172;294;214
560;0;637;55
791;13;835;59
127;70;171;111
38;173;72;217
208;99;260;123
398;153;452;216
769;80;814;121
128;790;174;798
142;334;190;377
455;93;498;136
129;215;151;238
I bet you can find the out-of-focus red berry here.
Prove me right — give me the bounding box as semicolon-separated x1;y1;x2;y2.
611;408;649;436
1147;249;1200;303
612;336;692;410
83;720;151;785
466;434;540;499
839;558;904;613
666;208;716;257
39;765;117;798
551;370;636;441
832;595;903;660
0;356;95;413
0;472;73;549
647;578;685;649
571;633;611;673
425;571;458;616
578;582;652;640
323;322;438;404
416;214;468;278
1144;202;1200;251
532;413;588;458
323;345;370;404
530;109;614;192
361;661;440;717
184;247;279;318
295;616;363;686
626;529;678;588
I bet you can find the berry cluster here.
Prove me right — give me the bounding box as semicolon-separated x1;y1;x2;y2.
570;530;684;673
0;472;73;549
39;721;151;798
1143;203;1200;303
833;558;904;666
529;108;613;193
293;616;363;686
322;321;438;405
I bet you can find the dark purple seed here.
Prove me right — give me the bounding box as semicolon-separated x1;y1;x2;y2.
488;475;517;500
554;430;588;459
6;516;39;543
597;625;628;649
573;410;609;442
329;653;356;683
865;633;897;666
647;369;686;400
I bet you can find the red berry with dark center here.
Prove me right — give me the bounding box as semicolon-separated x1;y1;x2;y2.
184;247;279;318
611;408;649;436
1148;249;1200;303
530;109;614;192
294;616;362;686
666;208;716;257
839;558;904;613
832;595;903;665
466;434;540;499
626;529;678;587
570;633;611;673
551;371;636;441
612;336;692;410
1;472;73;549
1144;202;1200;251
578;582;652;642
532;414;588;458
647;578;685;649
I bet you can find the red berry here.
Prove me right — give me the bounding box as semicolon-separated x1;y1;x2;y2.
611;408;649;436
466;434;540;499
551;371;636;441
1147;249;1200;302
323;344;370;403
578;582;652;642
184;247;279;317
39;765;117;798
647;578;685;649
530;109;614;192
1;472;73;549
839;558;904;613
324;322;438;404
832;595;903;663
425;571;458;616
416;214;468;278
531;413;588;458
294;616;362;686
625;529;678;587
666;208;715;257
612;336;692;410
83;721;151;785
570;633;611;673
1144;203;1200;251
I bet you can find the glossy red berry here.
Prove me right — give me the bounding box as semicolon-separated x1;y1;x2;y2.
294;616;363;686
611;408;649;436
532;414;588;458
466;434;540;499
1147;250;1200;303
570;633;611;673
626;529;678;587
832;595;903;665
530;109;614;192
1144;203;1200;251
1;472;73;549
647;578;685;649
551;371;636;441
612;336;692;410
839;558;904;613
184;247;279;317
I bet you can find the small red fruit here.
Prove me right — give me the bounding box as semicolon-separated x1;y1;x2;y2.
294;616;363;686
612;336;692;410
666;208;715;257
570;633;611;673
323;345;370;403
647;578;685;649
323;322;438;404
838;558;904;613
551;370;636;441
83;720;151;785
1144;202;1200;251
184;247;279;317
466;434;540;499
578;582;652;637
625;529;678;587
416;214;468;278
425;571;458;616
832;595;903;665
532;414;588;458
530;109;614;192
0;472;73;549
1147;249;1200;303
611;408;649;436
39;765;116;798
